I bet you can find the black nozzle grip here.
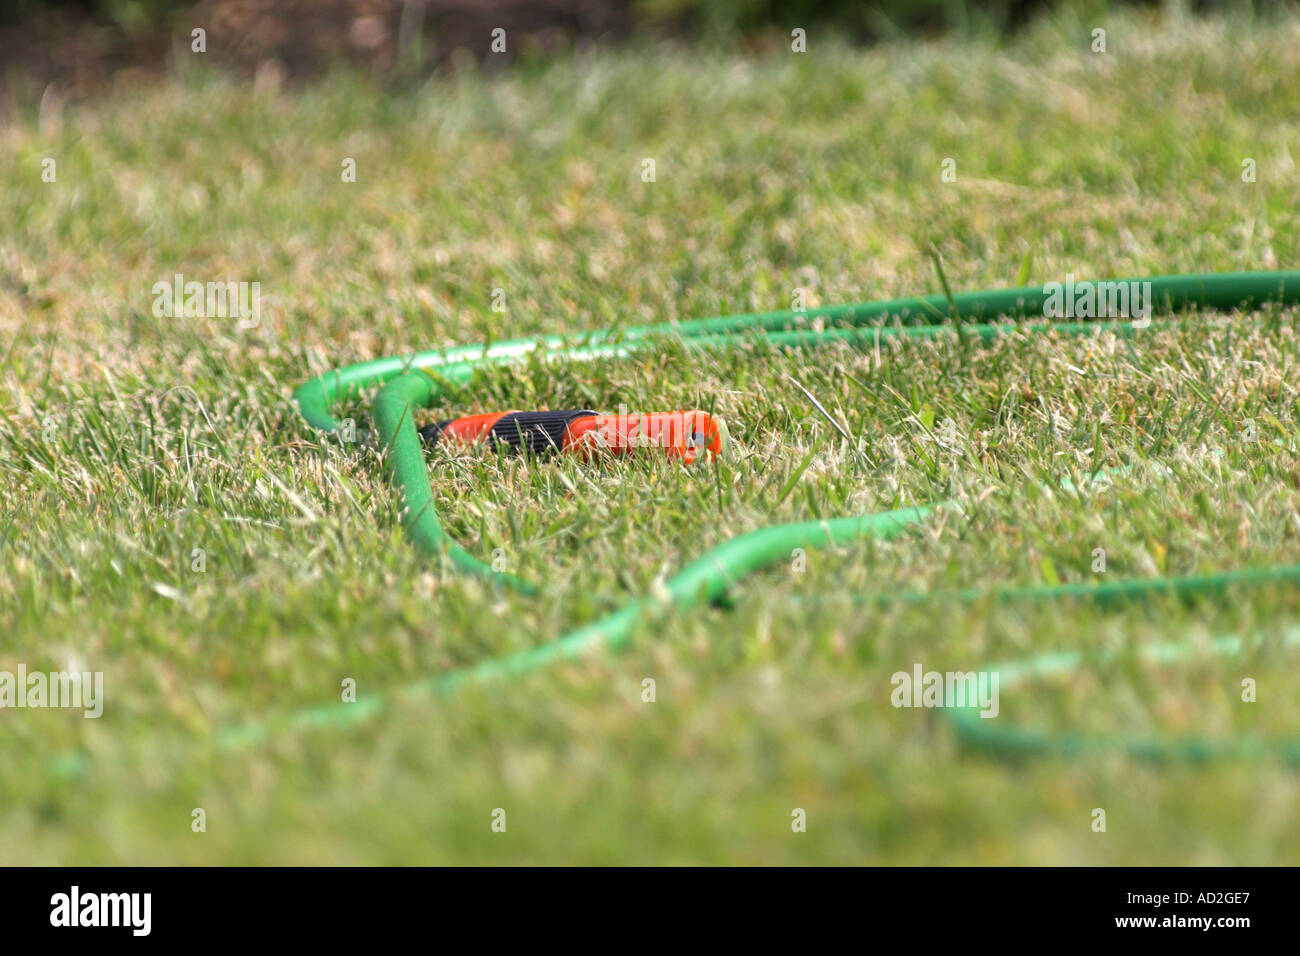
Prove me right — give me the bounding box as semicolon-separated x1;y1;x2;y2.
421;409;598;454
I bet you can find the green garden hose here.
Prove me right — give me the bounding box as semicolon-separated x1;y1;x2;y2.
279;270;1300;761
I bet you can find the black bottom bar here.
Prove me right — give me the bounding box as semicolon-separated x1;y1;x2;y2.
0;866;1287;942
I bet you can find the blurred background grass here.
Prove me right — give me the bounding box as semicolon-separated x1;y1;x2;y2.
1;1;1294;102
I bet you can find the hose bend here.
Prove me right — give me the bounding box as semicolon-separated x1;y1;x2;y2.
277;270;1300;761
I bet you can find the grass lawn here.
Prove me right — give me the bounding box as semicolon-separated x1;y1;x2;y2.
3;7;1300;864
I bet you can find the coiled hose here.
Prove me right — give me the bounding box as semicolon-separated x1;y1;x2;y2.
275;270;1300;761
